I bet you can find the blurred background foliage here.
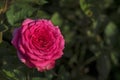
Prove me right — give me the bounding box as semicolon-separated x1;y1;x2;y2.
0;0;120;80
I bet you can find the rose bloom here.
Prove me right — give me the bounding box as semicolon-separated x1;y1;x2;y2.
11;19;65;72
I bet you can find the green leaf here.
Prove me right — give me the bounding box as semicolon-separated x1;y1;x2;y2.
79;0;97;18
105;22;117;37
80;0;113;18
36;10;50;19
32;0;48;5
6;3;36;26
2;69;18;80
14;0;47;5
1;54;25;80
104;22;118;45
32;77;47;80
110;52;118;65
62;25;74;43
51;12;63;26
13;69;25;80
0;24;8;32
103;0;113;8
79;0;91;11
32;77;40;80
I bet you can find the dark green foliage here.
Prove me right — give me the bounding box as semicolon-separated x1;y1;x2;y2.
0;0;120;80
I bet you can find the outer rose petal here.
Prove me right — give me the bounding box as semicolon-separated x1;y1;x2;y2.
22;18;33;26
17;51;35;68
52;51;63;60
17;51;26;63
11;28;20;49
36;60;55;72
46;61;55;70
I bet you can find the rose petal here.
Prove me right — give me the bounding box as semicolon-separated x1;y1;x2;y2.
11;28;21;49
17;51;35;68
35;60;55;71
17;51;26;63
22;18;33;26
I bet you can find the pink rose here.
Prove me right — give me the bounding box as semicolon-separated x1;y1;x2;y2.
11;19;65;72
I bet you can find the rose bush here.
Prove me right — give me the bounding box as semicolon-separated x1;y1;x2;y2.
11;19;65;72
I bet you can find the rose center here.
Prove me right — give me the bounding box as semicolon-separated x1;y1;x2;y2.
38;37;48;47
31;33;51;50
